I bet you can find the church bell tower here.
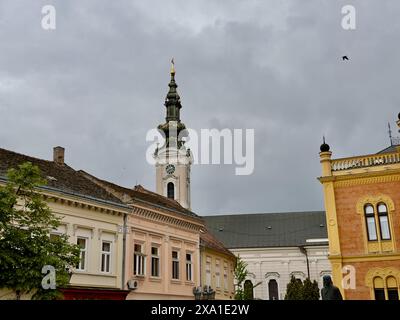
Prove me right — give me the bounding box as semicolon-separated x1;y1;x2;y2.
154;60;192;209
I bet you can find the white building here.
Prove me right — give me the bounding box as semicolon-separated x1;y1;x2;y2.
203;211;331;300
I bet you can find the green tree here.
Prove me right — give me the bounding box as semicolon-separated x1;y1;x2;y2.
0;162;80;299
285;276;303;300
233;255;248;300
234;256;261;300
302;278;320;300
285;276;320;300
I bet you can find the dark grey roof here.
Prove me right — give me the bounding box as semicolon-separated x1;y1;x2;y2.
202;211;327;249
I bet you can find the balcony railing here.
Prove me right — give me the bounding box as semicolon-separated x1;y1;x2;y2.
331;151;400;172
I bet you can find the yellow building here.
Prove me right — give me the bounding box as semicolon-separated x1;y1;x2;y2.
199;229;236;300
318;114;400;300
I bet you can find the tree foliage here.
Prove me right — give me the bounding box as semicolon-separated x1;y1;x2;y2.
0;162;80;299
233;255;248;300
285;275;320;300
234;256;261;300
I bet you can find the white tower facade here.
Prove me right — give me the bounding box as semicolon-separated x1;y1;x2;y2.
154;61;192;209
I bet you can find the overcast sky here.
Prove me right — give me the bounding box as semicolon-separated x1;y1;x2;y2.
0;0;399;215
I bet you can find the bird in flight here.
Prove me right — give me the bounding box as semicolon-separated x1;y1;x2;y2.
342;56;349;61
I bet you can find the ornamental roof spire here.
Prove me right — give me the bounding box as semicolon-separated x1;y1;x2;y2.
164;58;182;122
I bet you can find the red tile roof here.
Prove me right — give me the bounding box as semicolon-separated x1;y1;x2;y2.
200;228;236;259
79;170;200;219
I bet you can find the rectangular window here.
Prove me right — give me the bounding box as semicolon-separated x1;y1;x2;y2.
374;288;385;300
215;260;221;288
134;243;146;276
172;250;179;280
151;246;160;277
388;288;399;300
366;217;378;241
172;250;180;280
76;237;87;271
186;253;193;282
223;262;228;291
205;257;211;286
101;241;111;273
379;215;391;240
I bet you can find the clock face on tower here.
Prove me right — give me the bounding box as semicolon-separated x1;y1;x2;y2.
165;164;175;175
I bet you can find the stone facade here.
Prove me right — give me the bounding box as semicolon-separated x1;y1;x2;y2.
231;246;331;300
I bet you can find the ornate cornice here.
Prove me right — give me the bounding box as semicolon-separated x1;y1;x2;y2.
334;173;400;187
130;205;203;232
41;192;126;217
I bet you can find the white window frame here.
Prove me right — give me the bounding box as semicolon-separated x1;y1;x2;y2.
215;260;221;288
205;257;212;286
185;252;193;282
134;243;146;276
172;250;180;280
76;237;88;271
100;240;112;273
165;178;177;200
151;246;160;278
223;262;228;291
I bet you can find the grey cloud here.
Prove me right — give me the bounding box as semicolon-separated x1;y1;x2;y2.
0;0;399;215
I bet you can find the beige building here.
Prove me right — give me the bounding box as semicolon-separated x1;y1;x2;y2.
0;146;130;300
80;173;205;299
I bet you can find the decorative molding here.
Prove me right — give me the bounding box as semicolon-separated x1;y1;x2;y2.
290;271;306;279
247;272;256;280
355;194;396;254
355;194;395;214
319;270;332;277
365;267;400;288
333;173;400;188
73;224;94;238
131;205;203;233
265;272;280;279
98;228;118;241
42;192;126;217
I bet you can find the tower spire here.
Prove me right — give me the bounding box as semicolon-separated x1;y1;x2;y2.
154;60;192;210
157;59;187;148
170;57;175;75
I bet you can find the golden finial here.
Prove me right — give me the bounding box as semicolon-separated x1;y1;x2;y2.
170;57;175;74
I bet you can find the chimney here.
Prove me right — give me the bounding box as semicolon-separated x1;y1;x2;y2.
53;146;65;165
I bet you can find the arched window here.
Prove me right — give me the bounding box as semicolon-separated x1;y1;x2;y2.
243;280;254;300
268;279;279;300
364;204;377;241
377;203;391;240
167;182;174;199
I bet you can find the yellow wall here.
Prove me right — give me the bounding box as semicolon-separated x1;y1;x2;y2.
200;247;236;300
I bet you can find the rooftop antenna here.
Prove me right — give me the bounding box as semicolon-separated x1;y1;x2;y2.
388;122;393;146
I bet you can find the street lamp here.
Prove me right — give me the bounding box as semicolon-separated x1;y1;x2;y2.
193;286;202;300
193;286;216;300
